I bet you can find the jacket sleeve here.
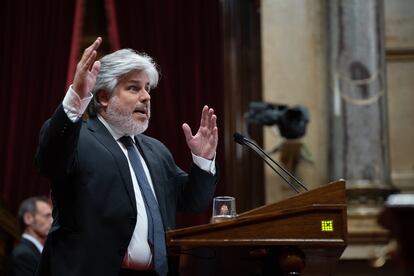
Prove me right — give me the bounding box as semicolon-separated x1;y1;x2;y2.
35;104;82;178
176;163;219;213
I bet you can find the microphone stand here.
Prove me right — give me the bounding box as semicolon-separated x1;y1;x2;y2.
234;132;308;193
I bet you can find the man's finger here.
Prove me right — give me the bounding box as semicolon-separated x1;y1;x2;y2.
84;50;98;72
182;123;193;142
211;126;219;144
210;114;217;130
213;127;219;146
200;105;209;128
79;37;102;69
90;61;101;77
207;108;215;129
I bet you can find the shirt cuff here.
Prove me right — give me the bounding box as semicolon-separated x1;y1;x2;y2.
62;85;93;122
192;153;216;175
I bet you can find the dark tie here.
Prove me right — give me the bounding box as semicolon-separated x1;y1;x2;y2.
119;136;168;276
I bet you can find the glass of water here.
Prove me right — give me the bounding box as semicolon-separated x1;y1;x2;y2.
211;196;237;223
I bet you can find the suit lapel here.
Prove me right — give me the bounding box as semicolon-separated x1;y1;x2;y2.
87;118;137;212
22;238;41;258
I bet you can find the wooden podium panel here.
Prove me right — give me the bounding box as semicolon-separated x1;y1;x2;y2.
167;180;347;275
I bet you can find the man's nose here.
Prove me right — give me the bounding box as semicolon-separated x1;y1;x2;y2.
140;89;151;101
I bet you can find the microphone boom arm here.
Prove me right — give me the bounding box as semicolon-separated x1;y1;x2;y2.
233;132;308;193
247;143;301;193
243;139;308;192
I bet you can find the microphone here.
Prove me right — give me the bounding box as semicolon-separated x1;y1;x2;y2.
233;132;308;193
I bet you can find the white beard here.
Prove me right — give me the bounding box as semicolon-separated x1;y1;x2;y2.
104;95;150;136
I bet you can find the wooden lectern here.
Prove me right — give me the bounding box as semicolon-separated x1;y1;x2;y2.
167;180;347;275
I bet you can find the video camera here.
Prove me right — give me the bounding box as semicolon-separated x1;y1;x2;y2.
246;101;309;139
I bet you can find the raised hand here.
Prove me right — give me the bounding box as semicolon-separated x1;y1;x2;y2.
182;105;218;160
73;37;102;98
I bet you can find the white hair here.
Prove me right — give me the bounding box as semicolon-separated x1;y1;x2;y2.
88;49;159;116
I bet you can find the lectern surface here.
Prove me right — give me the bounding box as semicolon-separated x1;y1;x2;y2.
167;181;348;275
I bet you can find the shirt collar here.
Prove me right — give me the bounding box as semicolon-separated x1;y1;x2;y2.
97;115;134;142
22;233;43;252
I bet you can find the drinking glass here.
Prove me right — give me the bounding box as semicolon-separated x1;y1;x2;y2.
211;196;236;223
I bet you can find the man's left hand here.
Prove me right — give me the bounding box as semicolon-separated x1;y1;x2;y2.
182;105;218;160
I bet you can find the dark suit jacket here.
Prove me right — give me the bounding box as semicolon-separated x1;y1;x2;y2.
8;237;41;276
35;105;218;276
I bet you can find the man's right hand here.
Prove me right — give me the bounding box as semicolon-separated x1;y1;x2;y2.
73;37;102;99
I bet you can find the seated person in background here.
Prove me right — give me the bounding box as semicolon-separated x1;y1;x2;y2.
8;196;53;276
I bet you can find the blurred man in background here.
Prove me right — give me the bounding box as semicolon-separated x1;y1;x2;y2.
8;196;52;276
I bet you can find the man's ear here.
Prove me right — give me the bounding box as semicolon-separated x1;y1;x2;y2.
23;212;34;226
97;90;110;107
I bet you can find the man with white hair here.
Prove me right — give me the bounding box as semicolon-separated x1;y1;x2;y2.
35;37;218;276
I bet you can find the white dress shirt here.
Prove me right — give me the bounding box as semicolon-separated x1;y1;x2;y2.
62;86;216;269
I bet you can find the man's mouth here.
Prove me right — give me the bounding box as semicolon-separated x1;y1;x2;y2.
133;107;147;115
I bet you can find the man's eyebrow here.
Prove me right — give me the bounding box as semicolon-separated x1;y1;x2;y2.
125;80;150;85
